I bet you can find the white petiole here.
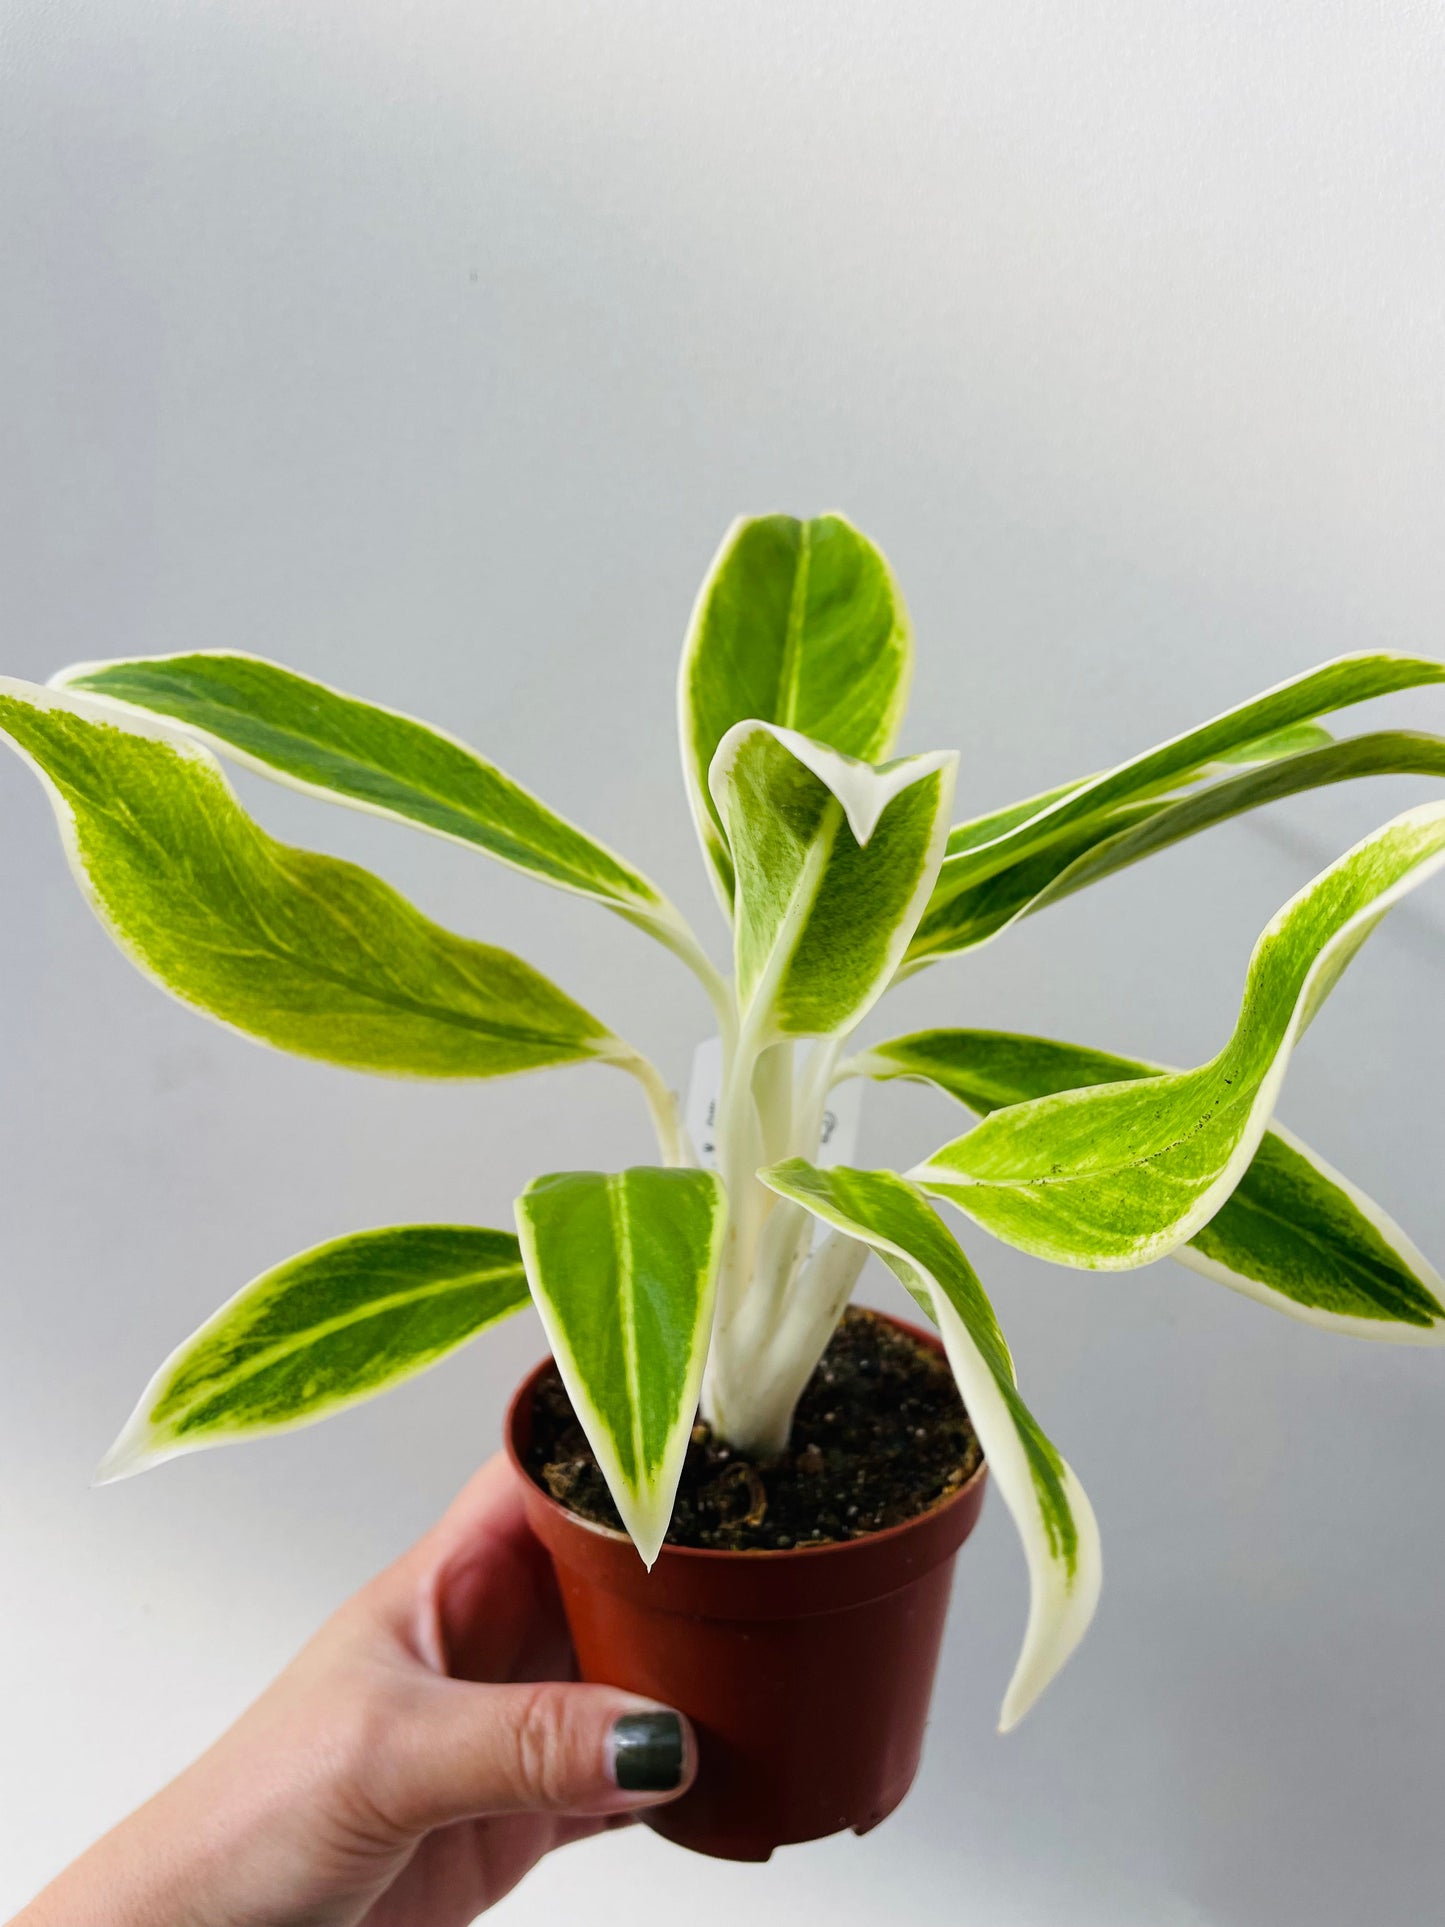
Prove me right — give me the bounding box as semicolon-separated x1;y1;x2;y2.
692;984;866;1453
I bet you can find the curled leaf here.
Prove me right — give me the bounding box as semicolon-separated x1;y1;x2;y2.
912;804;1445;1270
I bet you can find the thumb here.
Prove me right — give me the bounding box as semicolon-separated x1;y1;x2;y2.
378;1678;697;1830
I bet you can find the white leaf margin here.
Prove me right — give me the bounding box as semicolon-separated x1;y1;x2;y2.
912;801;1445;1271
0;674;632;1077
708;719;956;850
515;1168;728;1568
1173;1119;1445;1344
94;1225;529;1483
675;511;916;916
760;1165;1102;1732
708;720;958;1045
52;650;699;949
850;1036;1445;1342
0;674;226;985
928;1281;1103;1731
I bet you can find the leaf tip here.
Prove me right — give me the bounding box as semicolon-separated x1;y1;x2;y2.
92;1432;153;1487
92;1398;179;1485
996;1682;1033;1736
624;1505;670;1571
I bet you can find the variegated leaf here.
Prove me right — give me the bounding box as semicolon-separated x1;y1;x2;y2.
515;1167;728;1565
52;650;705;962
98;1226;530;1479
911;804;1445;1270
680;513;912;908
1215;720;1334;764
711;721;955;1044
910;729;1445;963
911;653;1445;966
760;1160;1101;1731
853;1029;1445;1337
0;679;622;1080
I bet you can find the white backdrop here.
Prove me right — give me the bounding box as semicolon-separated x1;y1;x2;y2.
3;6;1444;1923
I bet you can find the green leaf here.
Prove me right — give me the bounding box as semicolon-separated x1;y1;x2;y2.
52;650;698;955
1184;1124;1445;1338
97;1225;530;1479
932;721;1334;882
515;1167;728;1565
913;653;1445;965
1216;720;1335;764
759;1161;1101;1732
712;721;955;1044
679;513;913;908
854;1028;1156;1116
911;730;1445;962
911;803;1445;1270
940;776;1100;861
0;679;622;1079
854;1029;1445;1337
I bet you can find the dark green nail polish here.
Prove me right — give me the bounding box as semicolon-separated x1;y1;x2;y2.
611;1711;685;1792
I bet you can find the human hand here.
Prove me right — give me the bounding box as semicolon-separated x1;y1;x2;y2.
14;1454;694;1926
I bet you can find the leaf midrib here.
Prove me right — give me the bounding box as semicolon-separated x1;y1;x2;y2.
607;1174;647;1484
739;793;841;1034
776;521;812;729
1208;1186;1442;1322
930;676;1445;925
83;668;659;908
940;1082;1249;1194
163;1265;525;1432
73;780;598;1055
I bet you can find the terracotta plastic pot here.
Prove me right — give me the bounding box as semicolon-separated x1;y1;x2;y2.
505;1314;988;1862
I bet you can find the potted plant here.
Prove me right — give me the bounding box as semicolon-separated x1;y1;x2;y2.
3;512;1442;1861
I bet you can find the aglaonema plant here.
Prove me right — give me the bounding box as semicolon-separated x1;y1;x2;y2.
5;511;1444;1732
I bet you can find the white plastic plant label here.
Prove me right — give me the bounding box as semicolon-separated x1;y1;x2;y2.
683;1037;862;1171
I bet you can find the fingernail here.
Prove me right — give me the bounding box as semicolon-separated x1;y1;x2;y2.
610;1710;685;1793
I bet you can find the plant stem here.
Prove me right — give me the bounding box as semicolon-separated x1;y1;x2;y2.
651;917;738;1051
702;1027;865;1449
618;1053;691;1167
752;1041;794;1163
797;1034;847;1153
715;1231;870;1454
699;1006;769;1433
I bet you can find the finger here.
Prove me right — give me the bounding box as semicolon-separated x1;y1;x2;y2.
382;1455;537;1606
539;1809;638;1855
423;1458;570;1682
374;1679;695;1829
418;1453;533;1568
554;1811;638;1848
370;1456;562;1681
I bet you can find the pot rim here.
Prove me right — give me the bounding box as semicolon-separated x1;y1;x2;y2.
504;1307;988;1570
